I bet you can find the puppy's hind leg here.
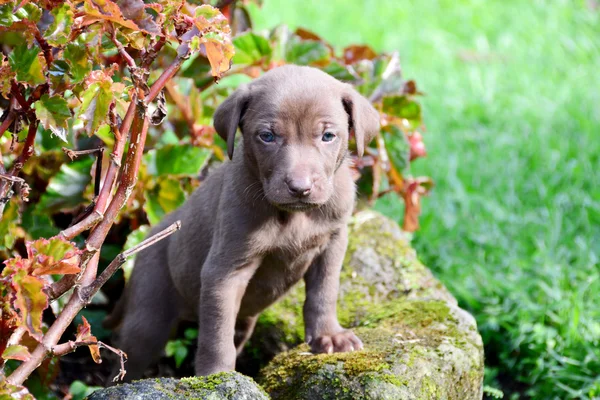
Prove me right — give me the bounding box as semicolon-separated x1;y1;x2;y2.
109;245;179;383
234;315;258;355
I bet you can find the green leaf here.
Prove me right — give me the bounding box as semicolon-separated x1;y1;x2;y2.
121;225;150;282
8;44;46;86
34;94;72;142
0;3;15;27
233;32;272;65
43;3;74;46
382;95;422;129
285;37;329;65
382;124;411;173
68;380;102;400
77;79;113;136
143;177;186;225
184;328;198;340
36;157;94;214
15;3;41;23
64;43;92;83
2;344;30;361
0;199;22;250
165;339;188;368
322;61;356;82
143;145;212;177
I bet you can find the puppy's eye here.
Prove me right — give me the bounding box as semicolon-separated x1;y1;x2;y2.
322;132;336;142
259;131;275;143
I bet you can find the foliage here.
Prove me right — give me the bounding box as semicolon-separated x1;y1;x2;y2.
0;0;430;398
253;0;600;399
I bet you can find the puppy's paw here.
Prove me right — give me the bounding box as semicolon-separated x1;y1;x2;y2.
309;330;363;354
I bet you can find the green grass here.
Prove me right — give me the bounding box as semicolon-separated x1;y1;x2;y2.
250;1;600;398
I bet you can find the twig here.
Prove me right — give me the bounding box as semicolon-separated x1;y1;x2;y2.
145;43;191;104
51;340;127;382
79;220;181;302
62;146;104;161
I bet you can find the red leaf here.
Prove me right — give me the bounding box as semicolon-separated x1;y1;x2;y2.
12;269;48;340
76;316;102;364
343;45;377;65
26;237;82;276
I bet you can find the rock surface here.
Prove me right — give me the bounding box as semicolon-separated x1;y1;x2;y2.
253;210;484;399
86;372;268;400
89;210;484;400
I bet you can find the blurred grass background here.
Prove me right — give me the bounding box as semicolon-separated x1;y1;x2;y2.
250;0;600;398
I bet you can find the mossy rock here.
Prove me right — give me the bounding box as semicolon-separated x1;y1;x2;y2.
86;372;269;400
239;210;457;374
244;210;484;399
258;300;483;400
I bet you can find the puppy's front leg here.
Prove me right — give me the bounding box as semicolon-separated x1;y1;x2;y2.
303;226;363;354
195;255;259;376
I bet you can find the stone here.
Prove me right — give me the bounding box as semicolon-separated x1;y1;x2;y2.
251;210;484;399
86;372;269;400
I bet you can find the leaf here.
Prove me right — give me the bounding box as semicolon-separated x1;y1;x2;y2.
15;3;41;23
285;37;329;66
12;268;48;339
0;3;14;27
64;43;92;84
121;225;150;282
382;95;423;129
343;45;377;65
401;177;434;232
0;198;23;250
8;44;46;86
26;237;81;276
34;94;72;141
381;124;410;173
0;55;15;98
36;157;94;214
2;344;31;361
76;73;113;136
43;3;74;46
75;316;101;363
143;144;212;177
143;177;186;225
0;380;34;400
232;32;272;65
69;380;102;400
165;339;188;368
82;0;151;33
116;0;160;35
322;61;356;82
189;5;235;78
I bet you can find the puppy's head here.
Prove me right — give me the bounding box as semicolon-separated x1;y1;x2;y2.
213;65;380;212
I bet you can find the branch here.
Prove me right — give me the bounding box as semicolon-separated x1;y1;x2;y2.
79;220;181;302
145;43;191;104
8;221;180;386
55;93;137;243
0;119;38;217
51;340;127;381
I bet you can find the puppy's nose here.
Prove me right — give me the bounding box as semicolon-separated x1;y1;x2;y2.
286;177;313;198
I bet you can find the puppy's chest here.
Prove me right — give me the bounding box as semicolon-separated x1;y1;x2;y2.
250;213;334;256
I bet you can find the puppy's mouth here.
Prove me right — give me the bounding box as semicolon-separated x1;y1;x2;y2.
275;202;320;212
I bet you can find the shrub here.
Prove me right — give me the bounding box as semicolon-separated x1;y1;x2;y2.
0;0;429;397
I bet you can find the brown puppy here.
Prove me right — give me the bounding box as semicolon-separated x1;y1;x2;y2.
106;65;380;380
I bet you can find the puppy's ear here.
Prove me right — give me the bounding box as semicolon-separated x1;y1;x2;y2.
213;84;250;160
342;87;380;157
